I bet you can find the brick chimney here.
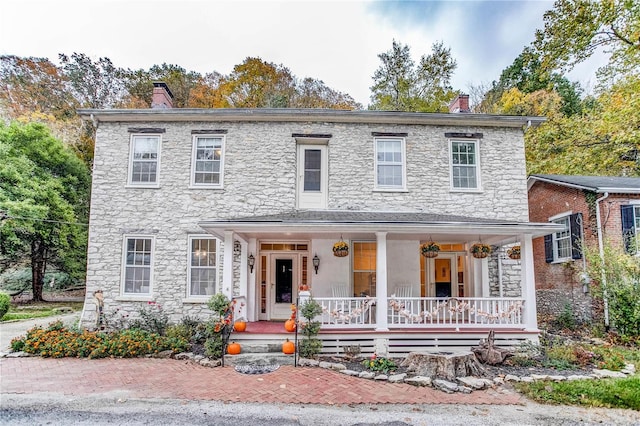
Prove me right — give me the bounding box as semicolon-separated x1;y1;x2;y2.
448;94;470;113
151;82;173;109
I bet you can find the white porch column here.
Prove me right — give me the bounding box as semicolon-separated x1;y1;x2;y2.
520;233;538;331
222;231;234;300
247;238;257;322
375;232;389;331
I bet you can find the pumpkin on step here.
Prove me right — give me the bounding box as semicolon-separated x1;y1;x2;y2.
234;320;247;332
284;318;296;332
282;339;295;355
227;342;241;355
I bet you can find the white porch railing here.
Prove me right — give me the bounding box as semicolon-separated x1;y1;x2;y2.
314;297;525;329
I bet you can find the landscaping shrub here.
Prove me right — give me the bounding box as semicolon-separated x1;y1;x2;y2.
362;354;397;374
0;292;10;319
298;298;323;358
128;302;169;335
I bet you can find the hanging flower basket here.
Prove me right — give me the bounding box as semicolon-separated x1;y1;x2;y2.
507;245;521;260
420;242;440;258
470;243;492;258
333;240;349;257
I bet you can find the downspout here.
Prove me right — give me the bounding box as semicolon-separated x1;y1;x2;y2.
595;192;609;329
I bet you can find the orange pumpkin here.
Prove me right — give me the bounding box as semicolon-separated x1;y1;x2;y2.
227;342;241;355
234;321;247;332
284;319;296;332
299;284;309;291
282;339;295;355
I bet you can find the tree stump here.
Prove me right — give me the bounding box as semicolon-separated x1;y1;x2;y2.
400;350;485;381
471;330;513;365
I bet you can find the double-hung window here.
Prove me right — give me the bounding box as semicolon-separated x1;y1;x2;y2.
621;204;640;254
544;213;583;262
129;135;160;185
188;236;219;297
191;135;224;187
450;139;479;190
123;236;154;294
375;137;405;190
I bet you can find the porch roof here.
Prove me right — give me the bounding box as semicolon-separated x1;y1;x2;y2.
199;210;562;243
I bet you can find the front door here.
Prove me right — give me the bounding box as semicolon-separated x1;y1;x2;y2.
270;255;296;319
427;253;458;298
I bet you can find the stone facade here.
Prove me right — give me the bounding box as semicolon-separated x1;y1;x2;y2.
80;112;532;328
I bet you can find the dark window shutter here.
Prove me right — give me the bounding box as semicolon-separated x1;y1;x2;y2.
570;213;583;260
544;234;554;263
621;205;636;254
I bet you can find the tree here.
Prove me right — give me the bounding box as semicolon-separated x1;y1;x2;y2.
533;0;640;80
292;77;361;109
369;40;458;112
0;122;90;301
59;53;125;109
526;74;640;176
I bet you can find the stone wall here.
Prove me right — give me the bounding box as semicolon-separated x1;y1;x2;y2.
487;247;522;297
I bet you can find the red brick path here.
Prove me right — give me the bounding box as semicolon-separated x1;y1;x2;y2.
1;358;523;405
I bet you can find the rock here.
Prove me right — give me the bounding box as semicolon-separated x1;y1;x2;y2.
193;355;205;363
459;386;473;394
457;376;492;390
493;377;505;385
520;376;534;383
531;374;550;381
152;350;174;359
174;352;194;361
433;379;459;393
592;369;626;379
621;364;635;375
373;374;388;381
566;375;592;381
404;376;432;387
388;373;407;383
298;358;319;367
358;371;375;379
318;361;332;369
549;375;566;382
329;363;346;371
199;358;221;368
339;369;359;376
504;374;521;382
4;351;31;358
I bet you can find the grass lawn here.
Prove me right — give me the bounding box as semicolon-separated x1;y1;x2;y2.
516;376;640;410
1;301;84;321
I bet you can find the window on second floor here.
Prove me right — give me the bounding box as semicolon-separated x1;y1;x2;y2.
621;204;640;255
450;139;480;190
375;137;405;190
191;135;224;187
544;213;583;263
129;135;160;186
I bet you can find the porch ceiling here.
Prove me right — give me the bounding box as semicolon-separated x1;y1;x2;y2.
199;210;563;244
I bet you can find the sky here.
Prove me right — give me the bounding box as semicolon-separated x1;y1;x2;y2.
1;0;603;107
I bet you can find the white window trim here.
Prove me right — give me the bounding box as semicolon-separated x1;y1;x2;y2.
127;134;161;188
189;134;225;189
448;139;482;192
121;235;155;297
374;137;407;191
550;214;572;263
185;235;220;300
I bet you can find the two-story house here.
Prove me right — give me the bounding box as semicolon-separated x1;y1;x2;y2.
528;174;640;323
77;84;559;353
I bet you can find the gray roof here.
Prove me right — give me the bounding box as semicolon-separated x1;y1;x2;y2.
529;174;640;193
209;210;521;225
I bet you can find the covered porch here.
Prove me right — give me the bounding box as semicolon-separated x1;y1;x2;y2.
199;211;562;334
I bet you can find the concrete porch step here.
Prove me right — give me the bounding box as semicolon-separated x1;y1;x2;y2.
227;341;288;354
224;352;296;366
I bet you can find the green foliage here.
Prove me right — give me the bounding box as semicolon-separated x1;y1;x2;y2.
207;293;231;318
369;40;458;112
13;322;188;358
516;376;640;410
128;303;169;336
362;355;397;374
585;241;640;340
298;298;323;358
0;292;9;319
204;334;224;359
554;303;577;331
0;122;90;300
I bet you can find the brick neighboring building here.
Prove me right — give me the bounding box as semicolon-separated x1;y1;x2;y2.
528;174;640;321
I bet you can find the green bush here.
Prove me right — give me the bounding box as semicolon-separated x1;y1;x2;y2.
128;303;169;335
298;298;323;358
0;292;10;319
362;355;397;374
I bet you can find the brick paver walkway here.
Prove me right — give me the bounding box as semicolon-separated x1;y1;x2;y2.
0;357;524;405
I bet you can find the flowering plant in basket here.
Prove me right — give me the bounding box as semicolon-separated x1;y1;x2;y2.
420;242;440;258
470;243;492;258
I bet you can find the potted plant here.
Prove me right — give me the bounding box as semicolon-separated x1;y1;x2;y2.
333;240;349;257
420;241;440;258
470;243;492;258
507;245;521;260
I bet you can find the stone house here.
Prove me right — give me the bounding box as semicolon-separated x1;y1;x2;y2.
77;84;560;353
527;174;640;322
